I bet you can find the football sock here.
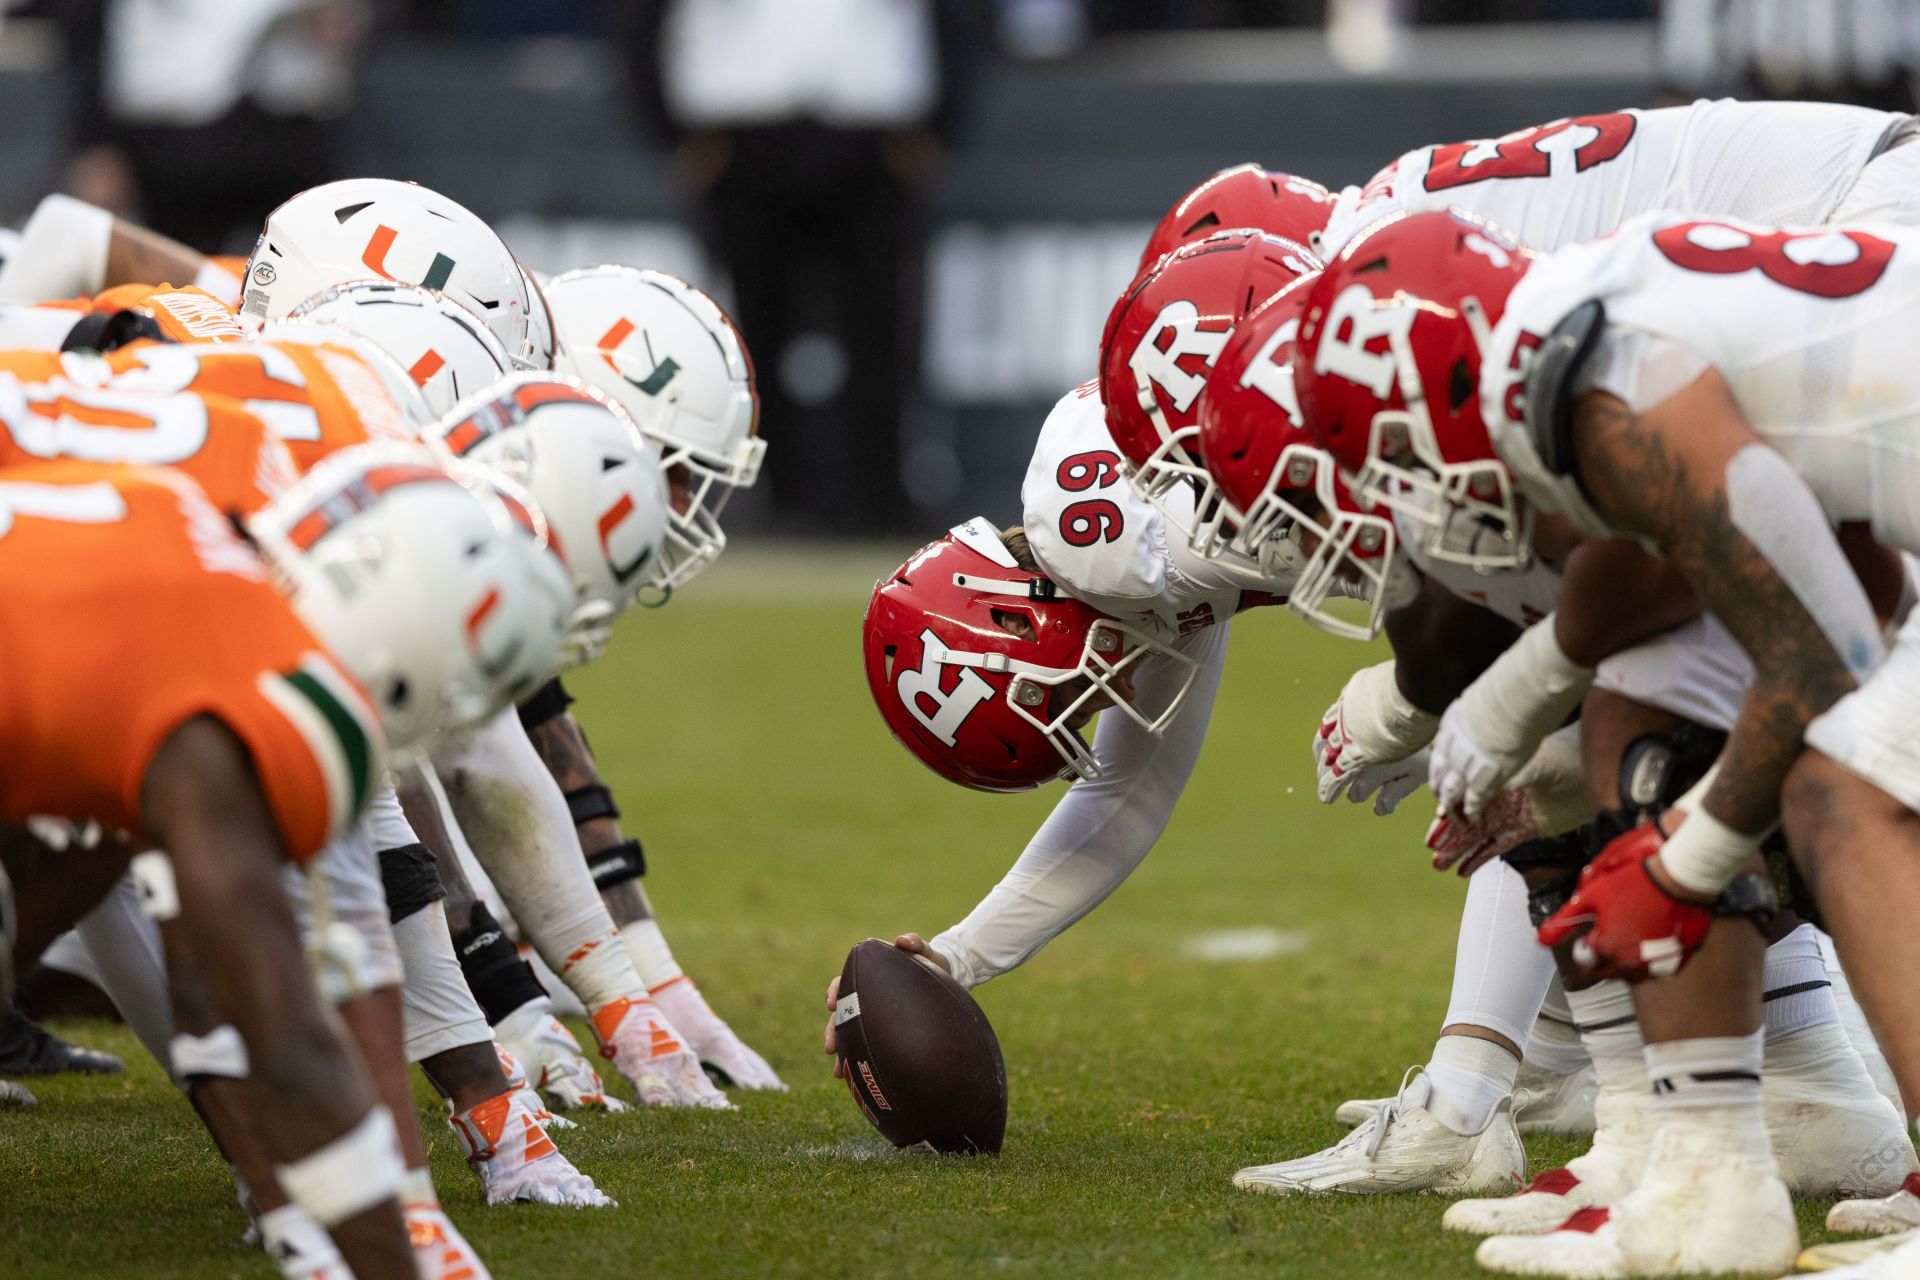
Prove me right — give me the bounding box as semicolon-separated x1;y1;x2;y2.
1442;860;1557;1050
1523;982;1591;1076
1762;923;1837;1040
1567;980;1647;1095
620;918;685;991
1425;1033;1519;1135
438;710;646;1012
1644;1031;1769;1159
393;903;494;1065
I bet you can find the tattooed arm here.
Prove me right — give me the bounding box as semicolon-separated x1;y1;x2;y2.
1570;372;1879;874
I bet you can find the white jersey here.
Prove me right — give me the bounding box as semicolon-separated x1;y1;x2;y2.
1320;99;1902;258
1020;381;1296;640
1484;212;1920;558
929;384;1296;988
1394;506;1559;628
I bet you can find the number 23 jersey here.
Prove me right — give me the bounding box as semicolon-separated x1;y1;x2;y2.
1319;98;1900;259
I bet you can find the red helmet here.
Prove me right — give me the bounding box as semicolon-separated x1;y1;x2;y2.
1139;165;1335;271
1099;229;1318;558
1294;209;1537;571
862;519;1200;792
1197;277;1407;640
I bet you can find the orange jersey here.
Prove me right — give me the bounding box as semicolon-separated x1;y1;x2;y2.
0;347;297;514
0;285;245;352
0;461;381;859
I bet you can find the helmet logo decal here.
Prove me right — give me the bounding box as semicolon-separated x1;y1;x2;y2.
597;492;652;584
1238;315;1302;423
1313;284;1416;399
597;318;681;396
408;349;447;386
896;628;994;747
1129;300;1228;413
362;225;457;292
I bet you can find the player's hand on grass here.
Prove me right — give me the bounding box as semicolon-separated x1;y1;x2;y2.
825;934;951;1078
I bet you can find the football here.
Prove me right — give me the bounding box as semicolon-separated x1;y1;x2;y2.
833;938;1007;1154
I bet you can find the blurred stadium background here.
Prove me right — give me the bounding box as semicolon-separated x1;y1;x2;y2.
4;0;1916;537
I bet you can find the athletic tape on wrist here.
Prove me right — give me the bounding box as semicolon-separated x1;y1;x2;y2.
1661;808;1765;896
276;1106;405;1227
170;1024;250;1082
130;850;181;921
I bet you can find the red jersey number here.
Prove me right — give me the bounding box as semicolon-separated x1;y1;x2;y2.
1652;221;1895;300
1424;113;1637;193
1059;499;1123;547
1056;449;1122;493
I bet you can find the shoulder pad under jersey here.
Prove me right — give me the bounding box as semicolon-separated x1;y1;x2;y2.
1525;297;1607;484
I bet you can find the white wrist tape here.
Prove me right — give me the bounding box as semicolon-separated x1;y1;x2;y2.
170;1025;250;1082
0;194;113;303
277;1106;405;1227
1660;808;1764;896
1458;615;1594;756
1344;660;1441;757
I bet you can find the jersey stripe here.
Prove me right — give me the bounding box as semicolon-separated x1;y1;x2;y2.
256;656;378;839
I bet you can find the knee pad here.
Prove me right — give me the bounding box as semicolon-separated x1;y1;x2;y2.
453;903;546;1025
1502;828;1591;927
377;843;445;925
1616;724;1727;821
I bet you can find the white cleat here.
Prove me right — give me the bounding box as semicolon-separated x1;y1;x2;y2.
1830;1175;1920;1238
1237;1069;1524;1196
1514;1059;1598;1135
1475;1124;1798;1277
1795;1227;1920;1275
590;995;733;1110
451;1085;615;1208
652;977;787;1091
1444;1089;1652;1236
1334;1062;1595;1136
493;997;626;1112
1767;1026;1917;1197
405;1204;493;1280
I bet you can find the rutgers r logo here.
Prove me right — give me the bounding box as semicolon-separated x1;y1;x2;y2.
896;629;993;746
1130;300;1229;414
1313;284;1417;399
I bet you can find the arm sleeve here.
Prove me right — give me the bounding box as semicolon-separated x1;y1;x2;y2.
929;620;1229;988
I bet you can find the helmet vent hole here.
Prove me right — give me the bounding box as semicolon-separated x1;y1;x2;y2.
882;646;897;681
1449;359;1475;412
990;608;1036;641
600;456;623;472
1182;213;1220;239
387;677;410;709
332;202;374;223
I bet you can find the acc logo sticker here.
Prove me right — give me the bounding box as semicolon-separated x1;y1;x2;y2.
251;262;278;286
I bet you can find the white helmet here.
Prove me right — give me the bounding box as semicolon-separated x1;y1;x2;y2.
289;281;513;417
248;442;574;752
426;373;668;668
256;319;437;431
520;261;556;371
241;177;531;359
546;266;761;592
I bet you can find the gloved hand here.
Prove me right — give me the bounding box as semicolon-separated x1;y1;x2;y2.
1315;661;1440;815
1429;616;1593;823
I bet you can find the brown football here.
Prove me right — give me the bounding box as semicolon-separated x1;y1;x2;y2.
833;938;1007;1154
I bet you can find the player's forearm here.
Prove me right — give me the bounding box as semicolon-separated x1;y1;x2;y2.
1553;538;1700;667
104;220;208;291
1384;577;1522;715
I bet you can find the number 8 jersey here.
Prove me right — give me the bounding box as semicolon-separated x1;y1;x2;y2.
1318;99;1905;260
1484;211;1920;555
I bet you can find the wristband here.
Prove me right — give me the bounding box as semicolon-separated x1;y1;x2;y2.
277;1106;405;1227
1659;807;1764;896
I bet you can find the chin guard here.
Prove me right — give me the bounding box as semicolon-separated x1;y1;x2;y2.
1525;297;1607;483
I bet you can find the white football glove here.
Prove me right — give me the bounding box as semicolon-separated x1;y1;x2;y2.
493;997;626;1113
1314;660;1440;815
652;978;787;1092
1429;616;1593;823
1427;724;1589;874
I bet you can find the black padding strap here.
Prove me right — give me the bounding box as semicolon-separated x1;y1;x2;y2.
1503;828;1593;929
376;843;445;924
587;839;646;889
1712;871;1778;931
515;676;573;732
566;784;620;827
1525;297;1607;484
60;308;167;354
453;904;547;1025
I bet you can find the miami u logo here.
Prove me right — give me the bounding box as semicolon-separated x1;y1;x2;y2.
597;318;680;396
362;225;456;292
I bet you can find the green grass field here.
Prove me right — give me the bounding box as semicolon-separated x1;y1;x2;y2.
0;543;1851;1278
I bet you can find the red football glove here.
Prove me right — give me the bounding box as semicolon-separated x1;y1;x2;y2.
1536;820;1714;981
